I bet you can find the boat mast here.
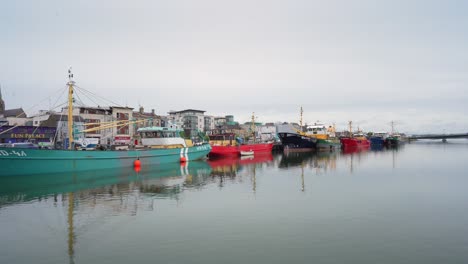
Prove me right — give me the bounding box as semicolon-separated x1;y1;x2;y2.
390;120;395;135
251;112;256;143
300;106;303;131
348;121;353;137
67;68;75;150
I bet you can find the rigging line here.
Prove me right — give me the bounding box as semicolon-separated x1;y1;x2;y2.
75;85;125;108
73;86;105;108
0;124;20;136
52;111;65;146
47;102;68;113
0;85;69;130
30;123;41;138
72;90;87;108
25;85;69;113
74;85;118;108
49;86;68;113
93;121;131;142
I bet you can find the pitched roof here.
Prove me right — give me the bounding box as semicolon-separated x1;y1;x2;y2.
168;109;206;114
4;108;27;118
40;114;85;127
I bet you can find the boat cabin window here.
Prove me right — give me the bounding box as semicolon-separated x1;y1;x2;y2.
307;126;326;134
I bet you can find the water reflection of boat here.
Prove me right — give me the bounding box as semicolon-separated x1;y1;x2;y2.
342;145;370;155
0;161;212;264
207;153;273;176
279;151;338;175
0;161;211;206
371;143;385;151
208;153;273;168
278;151;315;168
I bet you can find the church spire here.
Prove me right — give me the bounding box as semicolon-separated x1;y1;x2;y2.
0;84;5;115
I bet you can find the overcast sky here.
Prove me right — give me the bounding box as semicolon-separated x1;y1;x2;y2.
1;0;467;133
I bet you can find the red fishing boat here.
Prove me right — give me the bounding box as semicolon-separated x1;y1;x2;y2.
340;136;370;148
208;113;273;157
209;137;273;157
340;121;370;149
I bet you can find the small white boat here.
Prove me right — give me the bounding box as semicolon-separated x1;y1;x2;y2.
240;150;254;156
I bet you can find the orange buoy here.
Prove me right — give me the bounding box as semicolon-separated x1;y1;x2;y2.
180;156;187;163
134;159;141;167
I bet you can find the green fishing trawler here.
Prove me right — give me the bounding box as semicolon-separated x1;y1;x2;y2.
305;122;341;151
0;70;211;177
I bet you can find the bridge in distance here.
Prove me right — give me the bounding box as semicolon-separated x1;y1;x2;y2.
407;133;468;142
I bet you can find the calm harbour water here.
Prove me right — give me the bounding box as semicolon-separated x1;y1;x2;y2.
1;141;468;264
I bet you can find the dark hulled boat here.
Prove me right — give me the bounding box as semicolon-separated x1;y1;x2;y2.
276;123;316;151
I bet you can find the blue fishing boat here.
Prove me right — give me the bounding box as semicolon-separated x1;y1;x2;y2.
369;132;388;146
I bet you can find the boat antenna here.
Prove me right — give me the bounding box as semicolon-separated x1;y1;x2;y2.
67;67;75;150
251;112;256;143
348;121;353;137
299;106;303;129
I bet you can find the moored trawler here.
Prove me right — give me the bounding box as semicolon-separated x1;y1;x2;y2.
277;123;317;151
208;113;273;157
0;70;211;177
370;132;388;145
385;134;401;146
276;107;316;152
208;134;273;157
340;135;370;148
340;121;370;149
305;122;341;151
385;121;402;147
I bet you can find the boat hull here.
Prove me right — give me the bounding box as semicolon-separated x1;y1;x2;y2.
316;139;341;151
209;143;273;158
340;137;370;149
370;137;385;145
385;137;400;147
278;133;316;152
209;145;240;157
0;144;211;176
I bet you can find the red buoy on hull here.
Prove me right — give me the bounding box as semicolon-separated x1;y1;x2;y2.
134;159;141;167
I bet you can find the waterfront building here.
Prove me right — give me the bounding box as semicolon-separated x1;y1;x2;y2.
168;109;205;138
0;87;4;116
34;106;134;146
133;107;161;129
3;108;29;126
0;87;5;125
32;110;60;127
0;125;57;144
110;106;134;145
77;106;113;145
211;116;243;137
204;115;215;133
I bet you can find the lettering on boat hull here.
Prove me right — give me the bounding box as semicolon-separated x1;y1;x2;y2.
0;150;27;157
